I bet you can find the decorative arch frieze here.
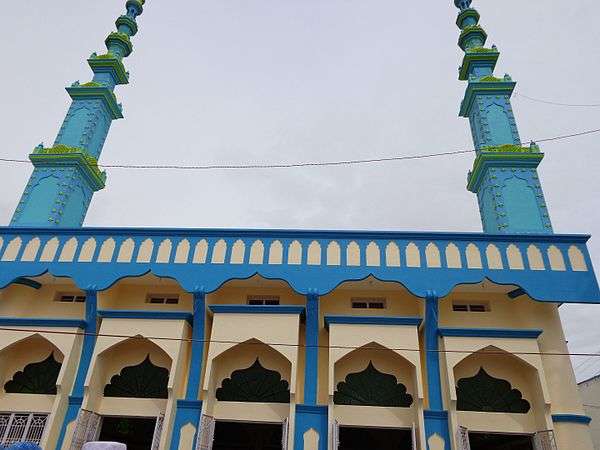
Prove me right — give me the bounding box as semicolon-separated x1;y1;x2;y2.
216;358;290;403
103;354;169;399
456;367;531;413
334;361;413;407
4;352;62;395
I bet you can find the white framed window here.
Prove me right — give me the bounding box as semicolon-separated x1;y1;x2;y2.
147;294;179;305
351;297;386;310
56;293;86;303
247;295;280;306
452;302;490;313
0;413;49;446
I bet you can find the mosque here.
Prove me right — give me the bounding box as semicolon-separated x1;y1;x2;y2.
0;0;599;449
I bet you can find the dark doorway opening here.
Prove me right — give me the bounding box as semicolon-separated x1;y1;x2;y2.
339;426;413;450
213;421;283;450
98;416;156;450
469;432;534;450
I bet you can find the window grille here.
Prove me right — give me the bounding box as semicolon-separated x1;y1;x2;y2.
281;418;289;450
247;295;280;305
147;295;179;304
57;293;86;303
351;297;386;309
452;302;489;312
0;413;48;446
151;413;165;450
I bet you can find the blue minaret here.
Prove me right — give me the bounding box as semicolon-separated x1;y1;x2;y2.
454;0;553;234
10;0;146;227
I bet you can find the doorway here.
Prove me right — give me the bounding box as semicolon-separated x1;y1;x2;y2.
339;426;413;450
213;421;283;450
97;416;156;450
469;432;534;450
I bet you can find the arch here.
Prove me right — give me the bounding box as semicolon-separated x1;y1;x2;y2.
39;237;60;262
445;243;462;269
193;239;208;264
249;240;264;265
58;237;78;262
104;354;169;399
527;245;545;270
385;242;401;267
346;241;360;267
547;246;566;271
136;238;154;263
211;239;227;264
230;239;245;264
327;241;341;266
97;238;116;263
21;237;41;262
366;242;380;267
268;240;283;265
1;237;22;262
303;429;319;450
78;237;97;262
307;241;321;266
174;239;190;264
425;243;441;268
288;240;302;265
4;352;62;395
116;238;135;263
485;244;503;270
568;245;588;272
466;243;482;269
405;243;420;268
506;244;525;270
156;239;172;263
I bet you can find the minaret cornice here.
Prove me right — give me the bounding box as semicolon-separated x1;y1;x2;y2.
459;75;516;117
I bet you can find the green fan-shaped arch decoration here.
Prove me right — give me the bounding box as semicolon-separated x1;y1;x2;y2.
333;361;413;407
216;358;290;403
4;352;62;395
103;354;169;399
456;367;531;413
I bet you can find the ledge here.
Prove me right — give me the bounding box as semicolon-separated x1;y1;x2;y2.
438;328;543;339
552;414;592;425
66;85;123;120
0;318;87;328
98;310;193;324
459;78;516;117
467;151;544;193
324;315;422;329
209;305;305;316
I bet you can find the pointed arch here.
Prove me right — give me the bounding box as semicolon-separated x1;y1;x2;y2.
268;240;283;265
40;237;60;262
547;246;566;271
156;239;172;263
211;239;227;264
466;243;483;269
288;240;302;265
193;239;208;264
445;243;462;269
230;239;245;264
425;243;441;268
405;243;420;268
78;237;96;262
174;239;190;264
57;237;78;262
249;240;264;265
4;352;62;395
327;241;341;266
2;237;22;262
104;354;169;399
116;238;135;263
307;241;321;266
568;245;588;272
21;237;41;262
346;242;360;267
366;242;380;267
485;244;503;270
506;244;524;270
527;245;545;270
385;242;401;267
136;238;154;263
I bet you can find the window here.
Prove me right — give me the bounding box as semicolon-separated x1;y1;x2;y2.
147;295;179;305
56;293;86;303
351;298;386;310
452;302;490;312
247;295;280;306
0;413;49;446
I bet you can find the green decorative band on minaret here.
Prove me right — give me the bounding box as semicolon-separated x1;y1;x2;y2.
9;0;147;227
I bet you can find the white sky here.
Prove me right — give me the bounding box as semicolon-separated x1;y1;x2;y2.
1;0;599;380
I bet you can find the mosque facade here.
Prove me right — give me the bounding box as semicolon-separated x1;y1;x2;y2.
0;0;599;449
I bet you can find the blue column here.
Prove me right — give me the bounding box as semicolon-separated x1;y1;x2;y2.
55;290;98;450
423;291;452;449
170;292;205;449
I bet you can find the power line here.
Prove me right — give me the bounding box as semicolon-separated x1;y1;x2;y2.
0;127;598;171
514;92;600;108
0;326;592;358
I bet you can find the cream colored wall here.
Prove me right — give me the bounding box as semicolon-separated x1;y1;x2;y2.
0;283;84;318
99;281;193;312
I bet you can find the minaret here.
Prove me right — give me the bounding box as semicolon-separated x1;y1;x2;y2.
10;0;146;227
454;0;553;234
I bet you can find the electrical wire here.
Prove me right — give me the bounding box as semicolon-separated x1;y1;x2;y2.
0;326;593;358
0;127;598;171
514;92;600;108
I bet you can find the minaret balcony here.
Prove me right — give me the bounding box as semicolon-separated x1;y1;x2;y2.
88;53;130;86
115;15;138;37
459;46;500;81
458;25;488;51
459;75;516;117
456;8;480;29
104;32;133;58
66;82;124;120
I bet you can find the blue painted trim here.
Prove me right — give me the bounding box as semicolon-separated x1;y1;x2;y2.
294;404;328;450
98;309;193;325
170;400;203;450
68;395;83;406
177;399;203;410
304;294;319;405
425;293;443;411
209;305;306;316
295;404;328;415
185;293;205;400
324;315;422;329
424;409;449;420
438;327;543;339
552;414;592;424
0;318;86;328
13;277;42;289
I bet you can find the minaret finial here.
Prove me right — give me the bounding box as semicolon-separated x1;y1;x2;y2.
454;0;472;10
10;0;147;227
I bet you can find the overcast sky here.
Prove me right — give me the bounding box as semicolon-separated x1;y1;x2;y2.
1;1;599;380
